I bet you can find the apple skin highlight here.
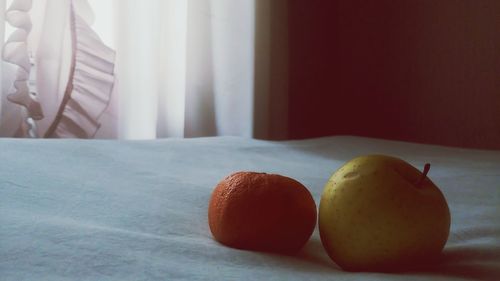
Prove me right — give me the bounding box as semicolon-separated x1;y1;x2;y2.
319;155;451;272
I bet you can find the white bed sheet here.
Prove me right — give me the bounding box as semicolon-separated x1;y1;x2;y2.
1;136;499;280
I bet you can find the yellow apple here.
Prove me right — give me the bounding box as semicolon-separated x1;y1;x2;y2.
319;155;451;272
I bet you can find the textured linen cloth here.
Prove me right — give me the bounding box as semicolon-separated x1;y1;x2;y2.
1;136;499;280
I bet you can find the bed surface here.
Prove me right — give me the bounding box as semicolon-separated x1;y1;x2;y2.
1;136;499;280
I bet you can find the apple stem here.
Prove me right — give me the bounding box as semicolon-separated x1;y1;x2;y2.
416;163;431;187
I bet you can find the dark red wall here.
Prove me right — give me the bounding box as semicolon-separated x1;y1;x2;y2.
288;0;500;149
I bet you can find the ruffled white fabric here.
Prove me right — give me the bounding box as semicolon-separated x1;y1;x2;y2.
2;0;43;121
2;0;115;138
44;0;115;138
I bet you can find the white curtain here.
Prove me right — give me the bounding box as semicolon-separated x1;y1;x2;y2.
1;0;288;139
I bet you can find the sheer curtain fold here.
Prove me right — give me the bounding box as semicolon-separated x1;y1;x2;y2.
111;0;258;139
1;0;288;139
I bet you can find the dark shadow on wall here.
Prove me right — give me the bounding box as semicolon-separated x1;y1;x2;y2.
253;0;290;140
287;0;500;149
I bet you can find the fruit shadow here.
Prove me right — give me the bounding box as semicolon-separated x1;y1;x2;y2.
258;241;500;281
253;238;341;274
403;246;500;281
294;237;341;271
